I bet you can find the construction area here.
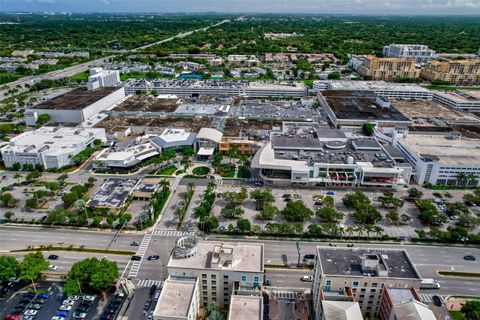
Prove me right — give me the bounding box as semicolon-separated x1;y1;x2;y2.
113;94;180;112
391;100;480;127
223;118;282;139
95;115;212;133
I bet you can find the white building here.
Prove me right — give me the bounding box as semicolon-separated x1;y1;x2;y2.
394;131;480;187
320;301;363;320
124;79;308;98
87;67;121;91
433;90;480;111
383;44;436;64
151;128;197;151
252;123;412;189
228;295;263;320
153;276;200;320
313;80;433;100
1;127;106;169
93;142;160;168
167;236;264;309
196;128;223;159
26;87;125;124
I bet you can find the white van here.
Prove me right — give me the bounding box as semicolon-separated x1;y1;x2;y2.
420;278;440;289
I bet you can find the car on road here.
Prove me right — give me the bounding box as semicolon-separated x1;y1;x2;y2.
48;255;59;260
300;275;313;282
147;255;160;261
464;255;476;261
263;279;272;286
144;299;152;310
48;265;58;271
433;295;443;307
131;255;142;261
130;241;139;246
303;254;315;260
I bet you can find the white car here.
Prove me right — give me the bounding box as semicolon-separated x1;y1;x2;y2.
48;265;58;271
83;295;95;302
300;275;313;282
72;312;87;319
51;317;65;320
24;310;38;316
59;305;72;311
68;295;80;301
62;299;76;306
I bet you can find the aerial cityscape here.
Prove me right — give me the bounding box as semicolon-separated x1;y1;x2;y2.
0;1;480;320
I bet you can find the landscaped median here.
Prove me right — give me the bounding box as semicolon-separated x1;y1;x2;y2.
437;271;480;278
11;245;135;256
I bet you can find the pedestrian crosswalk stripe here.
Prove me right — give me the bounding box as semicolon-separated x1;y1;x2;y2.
127;232;153;278
152;229;195;237
420;294;447;303
137;279;163;287
272;291;299;300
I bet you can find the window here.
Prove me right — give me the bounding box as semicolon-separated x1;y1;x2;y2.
223;275;229;279
202;274;207;279
203;291;208;296
202;286;207;290
212;286;216;291
326;280;331;286
371;289;376;293
202;280;207;285
353;281;359;287
254;276;259;283
212;281;216;285
361;289;366;292
241;275;247;282
211;275;216;279
363;283;367;287
372;283;378;287
369;295;375;299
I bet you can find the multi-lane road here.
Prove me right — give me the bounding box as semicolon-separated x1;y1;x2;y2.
1;224;479;298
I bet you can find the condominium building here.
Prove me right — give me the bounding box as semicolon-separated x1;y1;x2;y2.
356;55;420;81
1;127;106;169
421;60;480;85
378;287;435;320
393;131;480;187
312;247;422;319
383;44;436;64
167;237;264;309
87;67;121;91
251;122;412;189
153;276;200;320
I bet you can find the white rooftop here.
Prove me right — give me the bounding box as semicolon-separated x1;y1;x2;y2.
154;277;197;318
197;127;223;143
321;301;364;320
228;295;263;320
168;241;264;273
399;134;480;166
434;90;480;103
393;300;436;320
316;80;430;93
160;128;193;143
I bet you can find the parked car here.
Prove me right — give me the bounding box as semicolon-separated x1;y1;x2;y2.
149;285;157;296
51;317;65;320
23;311;37;316
263;279;272;286
38;293;51;299
55;311;68;318
72;312;87;319
144;299;152;310
62;299;76;306
303;254;315;260
59;305;72;311
68;295;80;301
83;295;96;302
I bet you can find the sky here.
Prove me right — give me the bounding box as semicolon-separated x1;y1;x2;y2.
1;0;480;15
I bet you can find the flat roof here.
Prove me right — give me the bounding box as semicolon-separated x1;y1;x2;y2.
321;301;364;320
154;277;197;318
317;80;431;93
322;91;410;122
316;247;421;279
228;295;263;320
87;177;140;208
399;134;480;166
32;87;120;110
393;300;436;320
168;241;263;273
435;90;480;103
388;288;416;304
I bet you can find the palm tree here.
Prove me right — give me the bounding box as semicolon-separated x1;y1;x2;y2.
337;226;345;239
364;225;375;239
372;225;384;239
466;173;478;187
355;226;364;238
345;226;355;239
13;173;22;185
456;172;468;186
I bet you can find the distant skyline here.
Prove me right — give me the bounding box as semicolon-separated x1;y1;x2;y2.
1;0;480;15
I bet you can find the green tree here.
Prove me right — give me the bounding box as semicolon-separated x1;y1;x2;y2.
316;207;343;222
0;193;19;207
281;201;313;222
407;187;423;200
93;139;102;146
4;211;14;221
62;192;79;207
386;210;400;225
362;123;375;136
26;171;42;182
457;213;480;229
182;146;195;156
19;252;49;292
461;300;480;320
65;257;118;295
328;71;341;80
250;188;275;210
237;218;252;233
353;203;382;224
203;216;219;233
415;199;446;226
221;204;244;218
400;214;412;225
377;191;404;208
35;114;51;127
343;191;370;209
0;256;19;282
256;205;278;220
45;208;71;225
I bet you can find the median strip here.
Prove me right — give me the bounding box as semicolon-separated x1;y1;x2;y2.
437;271;480;278
11;246;135;256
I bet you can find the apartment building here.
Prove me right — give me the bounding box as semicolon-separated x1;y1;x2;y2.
393;131;480;187
153;276;200;320
87;67;121;91
378;287;435;320
320;301;363;320
421;60;480;85
356;55;420;81
312;247;422;319
167;237;264;309
383;44;436;64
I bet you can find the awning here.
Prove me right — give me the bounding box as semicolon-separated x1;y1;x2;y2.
197;147;215;156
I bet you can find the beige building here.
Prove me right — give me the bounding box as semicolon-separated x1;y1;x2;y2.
321;301;364;320
153;276;200;320
379;287;435;320
357;55;420;81
421;59;480;85
313;247;422;320
167;237;264;309
228;295;263;320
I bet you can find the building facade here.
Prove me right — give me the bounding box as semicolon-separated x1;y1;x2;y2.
87;67;121;91
356;56;420;81
383;44;436;64
153;276;200;320
421;60;480;85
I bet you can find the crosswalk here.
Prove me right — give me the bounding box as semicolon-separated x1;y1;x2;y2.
136;279;163;288
128;232;152;278
152;229;195;237
420;294;447;303
271;291;300;300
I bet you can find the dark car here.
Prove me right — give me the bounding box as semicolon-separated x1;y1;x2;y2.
131;255;142;261
29;304;43;310
147;255;160;261
314;201;322;206
37;293;51;299
303;254;315;260
32;298;46;304
263;279;272;286
130;241;139;246
144;299;152;310
464;255;476;261
149;285;157;296
48;254;59;260
433;295;443;307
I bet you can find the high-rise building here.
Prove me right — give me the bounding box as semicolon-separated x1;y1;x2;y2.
153;276;200;320
420;60;480;85
312;247;422;319
356;55;420;81
378;287;436;320
167;237;264;309
383;44;436;64
87;67;120;91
